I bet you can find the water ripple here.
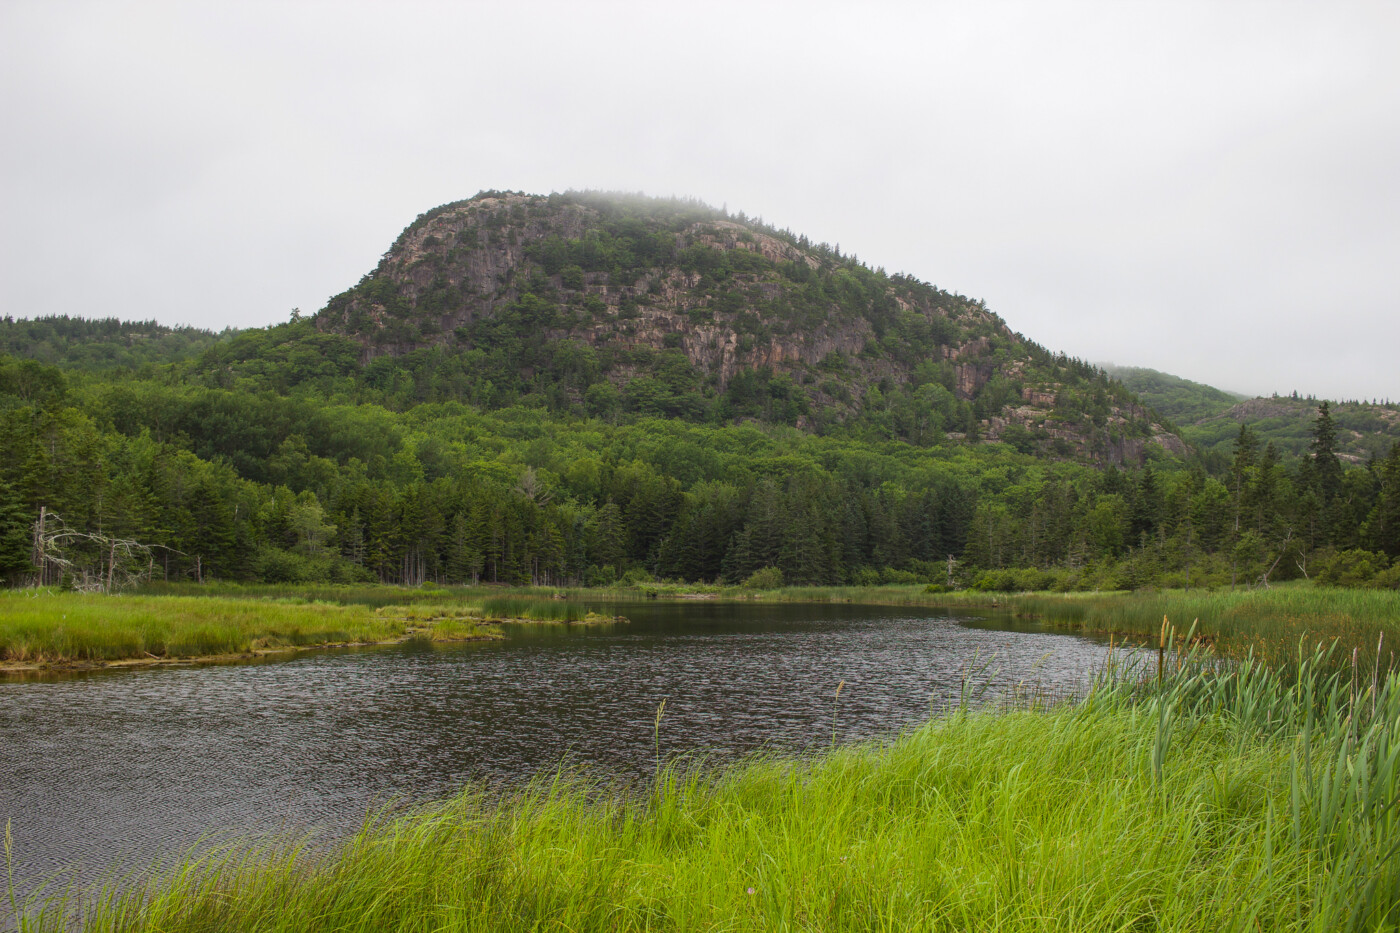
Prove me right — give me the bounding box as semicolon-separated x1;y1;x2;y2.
0;602;1110;893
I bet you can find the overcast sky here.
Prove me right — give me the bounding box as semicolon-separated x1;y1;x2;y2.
3;1;1397;400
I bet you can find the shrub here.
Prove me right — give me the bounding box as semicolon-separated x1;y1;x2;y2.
879;568;920;585
742;566;784;589
1372;561;1400;590
1316;549;1387;587
851;567;881;587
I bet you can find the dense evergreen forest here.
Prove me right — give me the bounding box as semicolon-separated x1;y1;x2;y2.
1;192;1397;592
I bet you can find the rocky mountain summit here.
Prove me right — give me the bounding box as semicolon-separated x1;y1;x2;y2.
312;190;1184;463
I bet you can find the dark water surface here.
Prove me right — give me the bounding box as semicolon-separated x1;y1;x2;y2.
1;601;1111;895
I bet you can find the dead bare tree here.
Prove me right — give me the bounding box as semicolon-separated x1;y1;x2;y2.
1256;529;1295;590
30;507;172;593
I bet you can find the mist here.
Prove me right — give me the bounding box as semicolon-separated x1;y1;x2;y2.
2;0;1396;399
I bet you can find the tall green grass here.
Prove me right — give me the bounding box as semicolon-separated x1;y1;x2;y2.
989;587;1400;670
14;642;1400;932
1;589;610;667
0;592;407;665
726;582;1400;670
28;581;1398;675
138;581;480;607
478;596;588;622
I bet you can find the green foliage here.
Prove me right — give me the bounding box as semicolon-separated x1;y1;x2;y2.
1106;365;1243;423
0;478;32;582
741;566;784;589
0;315;226;371
1315;548;1393;587
0;194;1389;594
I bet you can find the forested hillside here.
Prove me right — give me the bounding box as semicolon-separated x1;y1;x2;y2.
0;315;228;371
1185;397;1400;464
0;192;1397;592
1112;365;1400;465
1105;366;1245;424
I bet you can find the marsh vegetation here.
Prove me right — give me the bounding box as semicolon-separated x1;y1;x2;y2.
12;639;1399;932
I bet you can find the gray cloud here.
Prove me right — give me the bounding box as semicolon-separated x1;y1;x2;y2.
2;0;1396;399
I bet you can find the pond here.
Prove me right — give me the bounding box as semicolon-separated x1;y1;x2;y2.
1;601;1115;897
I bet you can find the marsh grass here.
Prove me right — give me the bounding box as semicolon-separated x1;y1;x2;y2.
372;605;502;643
728;582;1400;671
15;640;1400;932
478;596;587;622
2;587;627;667
980;586;1400;671
0;591;408;665
139;581;479;607
19;581;1396;674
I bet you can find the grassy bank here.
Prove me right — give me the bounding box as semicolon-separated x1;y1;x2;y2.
0;592;499;669
12;581;1394;672
987;587;1399;666
903;586;1400;669
709;582;1400;669
49;574;1400;669
16;647;1400;932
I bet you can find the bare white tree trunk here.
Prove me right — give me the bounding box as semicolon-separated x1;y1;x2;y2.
30;510;168;593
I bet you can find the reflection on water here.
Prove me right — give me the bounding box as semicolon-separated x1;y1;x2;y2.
0;601;1110;893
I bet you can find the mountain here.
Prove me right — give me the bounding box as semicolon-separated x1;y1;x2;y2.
1103;366;1246;424
1185;397;1400;464
2;191;1396;591
1109;365;1400;464
289;190;1185;464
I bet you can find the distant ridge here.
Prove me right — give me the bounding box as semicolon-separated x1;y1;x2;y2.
1107;364;1400;463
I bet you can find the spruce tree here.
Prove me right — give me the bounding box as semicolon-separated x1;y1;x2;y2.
1310;401;1344;505
1368;442;1400;559
589;500;625;573
1130;466;1161;545
0;480;32;582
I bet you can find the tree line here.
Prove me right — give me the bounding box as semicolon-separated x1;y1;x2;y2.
3;349;1397;591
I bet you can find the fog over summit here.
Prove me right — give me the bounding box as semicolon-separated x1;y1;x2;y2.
1;1;1396;399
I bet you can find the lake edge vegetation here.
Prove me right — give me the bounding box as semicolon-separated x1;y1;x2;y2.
13;639;1400;932
6;583;1397;678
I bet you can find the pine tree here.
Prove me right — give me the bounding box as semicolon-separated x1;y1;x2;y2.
589;499;625;573
1310;401;1343;505
1130;466;1161;545
1229;424;1258;534
1367;442;1400;559
445;512;478;584
0;479;32;582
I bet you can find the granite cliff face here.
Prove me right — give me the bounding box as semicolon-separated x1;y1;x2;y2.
314;190;1184;464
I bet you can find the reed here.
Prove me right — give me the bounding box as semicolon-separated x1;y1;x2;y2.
13;643;1400;932
477;596;587;623
988;586;1400;671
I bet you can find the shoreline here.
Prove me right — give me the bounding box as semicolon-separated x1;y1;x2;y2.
0;611;630;675
0;627;504;674
14;649;1395;931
